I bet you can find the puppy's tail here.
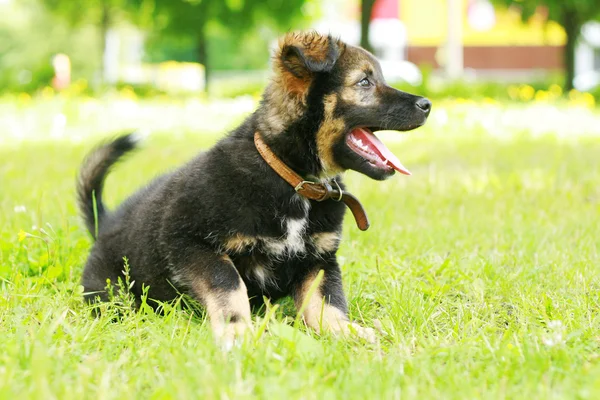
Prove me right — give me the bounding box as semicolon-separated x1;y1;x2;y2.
77;133;141;239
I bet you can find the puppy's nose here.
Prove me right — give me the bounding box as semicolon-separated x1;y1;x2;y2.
416;98;432;114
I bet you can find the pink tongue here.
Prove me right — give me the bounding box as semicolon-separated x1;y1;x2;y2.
352;128;411;175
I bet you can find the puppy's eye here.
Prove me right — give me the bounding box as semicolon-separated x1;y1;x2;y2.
357;78;371;87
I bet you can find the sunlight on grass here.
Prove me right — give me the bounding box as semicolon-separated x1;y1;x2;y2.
1;94;600;145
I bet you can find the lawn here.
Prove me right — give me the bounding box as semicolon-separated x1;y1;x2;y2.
1;97;600;399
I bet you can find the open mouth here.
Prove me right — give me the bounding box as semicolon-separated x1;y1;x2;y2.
346;128;411;175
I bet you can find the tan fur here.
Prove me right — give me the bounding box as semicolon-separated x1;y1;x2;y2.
295;271;376;342
273;32;334;98
276;31;344;74
258;32;347;139
223;233;258;253
257;33;387;180
311;232;341;254
191;257;252;348
339;77;380;107
344;67;372;86
279;31;333;62
339;84;362;104
257;76;305;138
295;271;344;332
315;93;346;175
338;45;379;77
337;45;382;105
313;44;383;174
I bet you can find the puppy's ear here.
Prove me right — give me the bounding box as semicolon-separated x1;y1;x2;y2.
281;40;340;79
276;32;344;85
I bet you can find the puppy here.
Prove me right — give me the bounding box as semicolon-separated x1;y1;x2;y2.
77;31;431;346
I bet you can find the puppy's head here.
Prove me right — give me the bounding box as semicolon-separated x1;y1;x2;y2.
262;31;431;180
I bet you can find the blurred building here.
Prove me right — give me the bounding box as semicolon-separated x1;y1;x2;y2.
402;0;565;79
315;0;582;82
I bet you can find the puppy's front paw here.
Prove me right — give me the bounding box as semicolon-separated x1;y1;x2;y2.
347;322;377;343
301;302;379;343
213;321;253;351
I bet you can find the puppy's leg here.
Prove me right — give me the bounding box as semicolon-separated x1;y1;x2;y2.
294;259;376;343
176;252;252;349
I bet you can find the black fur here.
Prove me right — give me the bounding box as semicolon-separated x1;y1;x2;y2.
77;134;138;239
79;118;346;307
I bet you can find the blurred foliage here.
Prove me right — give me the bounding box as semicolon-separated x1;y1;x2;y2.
39;0;138;30
0;0;317;93
390;63;596;108
0;0;101;92
209;78;265;98
138;0;315;89
2;0;599;100
391;65;572;102
109;75;600;106
490;0;600;27
144;25;274;71
39;0;142;82
392;80;595;108
490;0;600;91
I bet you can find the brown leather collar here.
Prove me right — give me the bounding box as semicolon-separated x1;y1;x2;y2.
254;132;370;231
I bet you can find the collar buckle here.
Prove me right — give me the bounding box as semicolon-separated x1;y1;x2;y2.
294;180;316;192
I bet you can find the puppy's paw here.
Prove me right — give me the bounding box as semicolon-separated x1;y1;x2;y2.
347;322;377;344
214;321;253;351
320;319;378;343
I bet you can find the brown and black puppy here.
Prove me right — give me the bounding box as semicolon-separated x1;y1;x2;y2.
77;31;431;347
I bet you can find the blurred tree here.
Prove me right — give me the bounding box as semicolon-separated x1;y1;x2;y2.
491;0;600;91
39;0;140;84
0;0;100;92
145;0;309;91
360;0;375;52
144;27;274;71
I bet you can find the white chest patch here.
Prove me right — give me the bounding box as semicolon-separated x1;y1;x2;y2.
245;263;278;290
262;196;310;257
263;218;308;256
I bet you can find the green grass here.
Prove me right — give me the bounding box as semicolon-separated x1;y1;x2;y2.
2;109;600;399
